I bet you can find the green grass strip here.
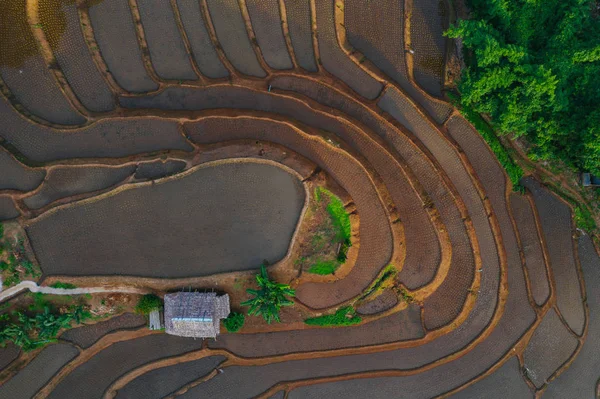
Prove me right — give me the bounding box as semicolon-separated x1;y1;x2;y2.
447;93;524;192
304;306;362;327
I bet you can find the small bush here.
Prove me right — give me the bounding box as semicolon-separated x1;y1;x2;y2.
308;260;339;275
135;294;162;315
223;312;245;333
305;306;362;327
50;281;77;289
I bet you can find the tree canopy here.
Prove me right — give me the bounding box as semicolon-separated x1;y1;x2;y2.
135;294;162;315
241;265;295;324
446;0;600;174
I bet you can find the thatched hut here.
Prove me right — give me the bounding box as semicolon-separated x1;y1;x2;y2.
164;292;230;338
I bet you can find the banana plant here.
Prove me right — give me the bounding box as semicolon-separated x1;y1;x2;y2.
241;265;295;324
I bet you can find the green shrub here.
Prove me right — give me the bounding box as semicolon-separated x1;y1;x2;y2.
308;260;339;275
50;281;77;289
223;312;245;332
135;294;162;315
305;306;362;327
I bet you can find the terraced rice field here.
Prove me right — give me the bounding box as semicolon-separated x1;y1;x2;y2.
0;0;597;398
27;161;306;278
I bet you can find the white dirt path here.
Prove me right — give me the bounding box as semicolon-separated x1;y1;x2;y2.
0;281;148;302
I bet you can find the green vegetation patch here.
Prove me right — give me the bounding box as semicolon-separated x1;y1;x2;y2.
50;281;77;289
223;312;245;333
446;0;600;175
301;188;352;275
0;298;91;351
574;205;597;233
320;188;352;244
135;294;163;315
308;260;339;275
305;306;362;327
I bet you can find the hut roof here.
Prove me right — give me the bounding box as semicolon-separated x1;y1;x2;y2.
164;292;230;338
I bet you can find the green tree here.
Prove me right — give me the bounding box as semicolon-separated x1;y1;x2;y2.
135;294;163;315
241;265;295;324
445;0;600;175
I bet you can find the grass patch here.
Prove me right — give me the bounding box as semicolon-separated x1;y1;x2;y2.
308;260;339;275
50;281;77;289
319;188;351;243
447;92;524;192
574;206;597;233
302;188;352;275
304;306;362;327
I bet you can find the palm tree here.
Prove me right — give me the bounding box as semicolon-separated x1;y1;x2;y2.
241;265;295;324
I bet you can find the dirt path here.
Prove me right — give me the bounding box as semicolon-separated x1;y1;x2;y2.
0;281;148;302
